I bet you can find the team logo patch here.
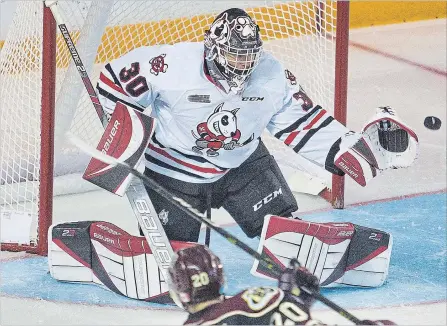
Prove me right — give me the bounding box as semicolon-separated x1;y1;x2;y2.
187;94;211;103
158;209;169;225
191;102;254;157
149;54;168;76
285;69;297;85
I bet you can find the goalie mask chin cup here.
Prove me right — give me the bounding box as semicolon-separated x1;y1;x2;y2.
204;8;263;95
168;245;225;311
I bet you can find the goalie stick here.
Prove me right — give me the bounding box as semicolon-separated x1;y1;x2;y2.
68;133;364;325
45;1;174;283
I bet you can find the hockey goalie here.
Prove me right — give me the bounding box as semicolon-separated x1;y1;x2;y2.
49;7;418;302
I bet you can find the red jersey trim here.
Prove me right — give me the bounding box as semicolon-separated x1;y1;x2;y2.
99;72;128;96
148;144;226;174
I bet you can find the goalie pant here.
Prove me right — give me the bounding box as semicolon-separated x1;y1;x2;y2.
48;220;196;303
252;216;393;288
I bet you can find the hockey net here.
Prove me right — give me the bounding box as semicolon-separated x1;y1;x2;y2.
0;1;348;254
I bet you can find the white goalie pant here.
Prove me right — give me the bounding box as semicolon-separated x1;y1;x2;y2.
251;215;393;287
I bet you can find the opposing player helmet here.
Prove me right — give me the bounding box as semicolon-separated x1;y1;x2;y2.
204;8;263;94
168;245;225;310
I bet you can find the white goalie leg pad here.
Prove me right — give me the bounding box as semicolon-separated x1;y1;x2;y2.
48;223;96;283
252;216;393;287
362;107;419;169
336;232;393;288
48;221;195;301
48;221;165;299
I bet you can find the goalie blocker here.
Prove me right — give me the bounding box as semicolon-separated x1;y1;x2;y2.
252;215;393;287
48;221;196;303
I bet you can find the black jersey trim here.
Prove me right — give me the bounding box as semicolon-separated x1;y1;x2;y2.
274;106;322;139
151;134;228;171
293;116;335;153
97;86;145;112
325;137;345;176
144;154;207;179
105;63;123;89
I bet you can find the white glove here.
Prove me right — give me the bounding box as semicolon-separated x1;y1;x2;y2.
334;107;419;187
362;107;419;170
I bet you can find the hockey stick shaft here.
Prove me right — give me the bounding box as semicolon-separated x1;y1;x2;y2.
205;193;211;247
46;1;175;282
68;134;363;325
45;0;105;124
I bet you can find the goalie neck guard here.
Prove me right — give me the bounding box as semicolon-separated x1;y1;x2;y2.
204;8;263;95
168;245;225;311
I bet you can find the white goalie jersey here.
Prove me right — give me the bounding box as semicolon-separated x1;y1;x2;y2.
96;42;351;183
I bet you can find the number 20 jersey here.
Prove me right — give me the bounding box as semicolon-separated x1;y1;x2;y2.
96;42;350;183
183;286;320;325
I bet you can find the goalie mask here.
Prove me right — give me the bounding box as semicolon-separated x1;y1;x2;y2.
204;8;263;94
168;245;225;311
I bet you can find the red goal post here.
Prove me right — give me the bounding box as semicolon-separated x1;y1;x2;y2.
0;1;349;255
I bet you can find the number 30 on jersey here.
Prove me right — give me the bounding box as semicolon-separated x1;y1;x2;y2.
119;62;149;97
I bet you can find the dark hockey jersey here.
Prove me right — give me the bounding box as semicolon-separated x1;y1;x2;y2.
184;286;320;325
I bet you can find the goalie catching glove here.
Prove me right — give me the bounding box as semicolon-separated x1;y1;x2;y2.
334;107;418;186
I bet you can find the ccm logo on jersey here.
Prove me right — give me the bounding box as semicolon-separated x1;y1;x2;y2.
253;188;283;211
242;97;264;101
102;120;120;154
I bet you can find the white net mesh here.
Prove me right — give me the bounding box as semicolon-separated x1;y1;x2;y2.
0;0;338;246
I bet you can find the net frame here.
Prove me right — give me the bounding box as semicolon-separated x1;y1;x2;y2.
1;6;56;255
0;1;349;255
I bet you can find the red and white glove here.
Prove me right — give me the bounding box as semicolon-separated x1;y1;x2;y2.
334;107;418;186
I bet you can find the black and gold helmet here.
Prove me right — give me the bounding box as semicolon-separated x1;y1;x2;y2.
204;8;263;94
